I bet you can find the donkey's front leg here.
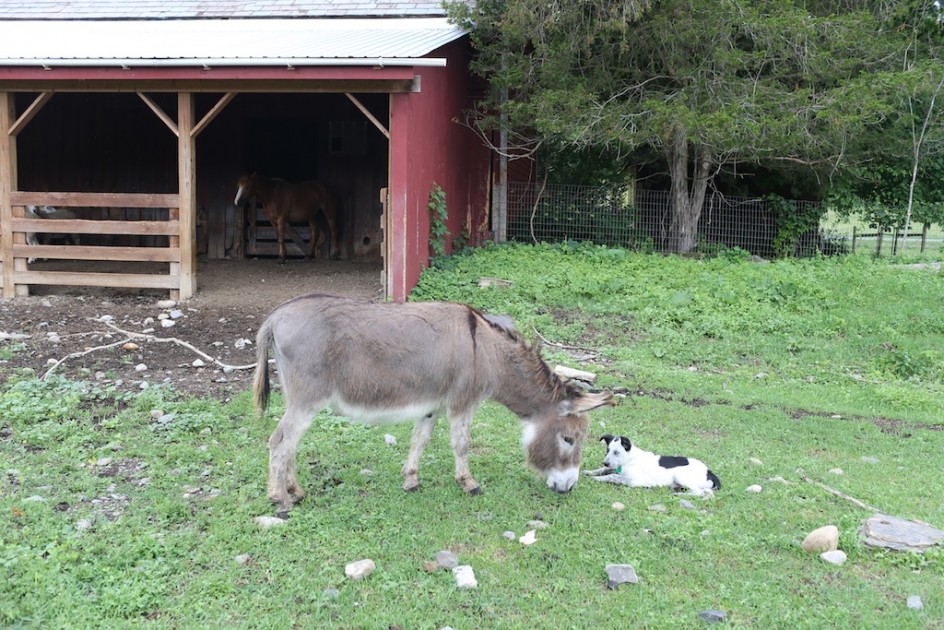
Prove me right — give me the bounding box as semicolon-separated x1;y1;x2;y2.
402;416;437;491
448;409;481;495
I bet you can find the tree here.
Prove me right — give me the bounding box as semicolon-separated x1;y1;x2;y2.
449;0;924;253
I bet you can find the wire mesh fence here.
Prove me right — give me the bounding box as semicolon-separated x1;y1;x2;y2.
507;182;942;258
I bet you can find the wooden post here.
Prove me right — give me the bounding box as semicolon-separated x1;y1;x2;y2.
0;92;18;298
921;223;928;253
892;227;900;256
876;228;884;256
177;92;196;300
851;226;857;254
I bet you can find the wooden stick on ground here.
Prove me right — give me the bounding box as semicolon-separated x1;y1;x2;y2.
795;468;884;513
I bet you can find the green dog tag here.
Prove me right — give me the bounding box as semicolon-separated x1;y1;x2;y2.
616;466;622;474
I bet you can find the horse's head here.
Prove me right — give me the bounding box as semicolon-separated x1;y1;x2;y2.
234;173;255;206
522;390;614;493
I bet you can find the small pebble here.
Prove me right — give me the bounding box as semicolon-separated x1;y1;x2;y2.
605;564;638;589
527;520;548;529
345;559;376;581
23;495;45;502
907;595;923;610
192;359;205;368
134;363;148;372
746;484;763;493
157;299;177;309
820;550;847;565
235;553;252;565
323;588;340;599
611;502;625;511
161;319;176;328
679;499;695;510
697;610;727;623
648;503;667;512
861;456;879;464
435;550;459;569
749;457;764;466
519;530;537;545
76;519;92;532
502;531;516;541
828;468;843;475
253;515;287;529
169;309;184;319
122;342;139;351
453;565;478;589
384;434;397;446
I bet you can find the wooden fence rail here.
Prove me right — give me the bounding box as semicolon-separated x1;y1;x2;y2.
1;191;182;298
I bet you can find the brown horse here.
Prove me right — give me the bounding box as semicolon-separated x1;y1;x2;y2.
234;173;339;261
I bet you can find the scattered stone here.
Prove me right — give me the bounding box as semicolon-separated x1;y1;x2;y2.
24;495;46;502
648;503;667;512
746;484;763;493
161;319;176;328
234;553;252;565
453;565;478;589
612;502;625;511
169;309;184;319
519;530;537;545
527;520;548;529
829;468;843;475
754;372;768;379
679;499;695;510
860;456;880;464
359;468;373;476
768;477;789;485
345;559;376;581
384;434;397;446
76;519;92;532
687;366;698;372
697;610;727;623
122;342;140;351
253;515;287;529
749;457;764;466
907;595;923;610
861;514;944;552
323;588;340;599
423;560;439;572
435;550;459;569
801;525;839;553
502;531;516;541
157;299;177;309
820;550;847;565
142;328;155;334
7;468;20;478
192;359;205;368
604;564;638;589
134;363;148;372
234;337;252;349
95;457;113;467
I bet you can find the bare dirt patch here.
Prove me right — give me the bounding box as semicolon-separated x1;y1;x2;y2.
0;258;384;400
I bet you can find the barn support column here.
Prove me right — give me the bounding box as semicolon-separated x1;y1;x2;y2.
388;92;411;302
177;92;197;300
0;91;17;298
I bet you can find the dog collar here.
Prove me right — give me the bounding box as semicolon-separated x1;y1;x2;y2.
616;466;622;474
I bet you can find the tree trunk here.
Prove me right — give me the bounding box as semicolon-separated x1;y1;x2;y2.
665;129;712;254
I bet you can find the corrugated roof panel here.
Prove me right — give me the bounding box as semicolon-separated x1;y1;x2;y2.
0;18;466;64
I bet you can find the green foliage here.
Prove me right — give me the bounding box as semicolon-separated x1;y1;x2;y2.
427;182;449;259
768;194;829;258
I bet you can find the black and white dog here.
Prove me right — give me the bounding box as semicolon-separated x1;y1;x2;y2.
583;434;721;497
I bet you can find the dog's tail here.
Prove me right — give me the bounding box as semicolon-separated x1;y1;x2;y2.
707;470;721;490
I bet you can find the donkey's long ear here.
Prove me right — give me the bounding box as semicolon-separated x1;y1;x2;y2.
559;390;615;416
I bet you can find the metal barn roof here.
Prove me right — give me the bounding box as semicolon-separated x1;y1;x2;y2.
0;17;467;68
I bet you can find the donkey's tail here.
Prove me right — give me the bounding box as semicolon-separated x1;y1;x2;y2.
707;470;721;491
253;319;274;417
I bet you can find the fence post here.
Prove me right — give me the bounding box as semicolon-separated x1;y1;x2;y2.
876;228;884;256
852;226;857;254
892;227;899;256
921;223;928;253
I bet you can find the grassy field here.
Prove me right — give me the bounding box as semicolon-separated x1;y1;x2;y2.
2;244;943;628
820;211;944;260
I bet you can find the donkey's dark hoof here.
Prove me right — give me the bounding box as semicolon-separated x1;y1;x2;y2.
276;510;290;520
404;483;421;493
467;486;483;496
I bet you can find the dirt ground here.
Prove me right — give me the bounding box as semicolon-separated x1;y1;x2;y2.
0;258;385;401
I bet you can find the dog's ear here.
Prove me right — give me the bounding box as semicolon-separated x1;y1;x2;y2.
620;436;633;452
600;434;614;444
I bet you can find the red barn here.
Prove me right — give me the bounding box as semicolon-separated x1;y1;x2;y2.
0;1;494;302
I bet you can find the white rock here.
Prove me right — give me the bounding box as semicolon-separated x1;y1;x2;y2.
519;530;537;545
253;515;287;529
820;550;847;565
612;502;625;511
907;595;923;610
46;358;57;366
746;484;763;493
157;313;169;320
860;456;879;464
191;359;205;368
161;319;176;328
234;338;253;349
648;503;667;512
384;434;397;446
23;495;46;502
234;553;252;565
502;531;516;541
76;519;92;532
452;565;478;589
527;520;548;529
142;328;155;334
157;299;177;309
345;559;376;581
169;309;184;319
829;468;844;475
134;363;148;372
749;457;764;466
95;457;112;467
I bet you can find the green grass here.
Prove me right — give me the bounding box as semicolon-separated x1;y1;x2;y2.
2;244;943;628
821;210;944;260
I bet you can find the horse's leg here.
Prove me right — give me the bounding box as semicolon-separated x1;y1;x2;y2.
275;216;287;262
448;408;481;494
267;402;315;516
325;205;340;260
308;217;319;259
402;416;437;491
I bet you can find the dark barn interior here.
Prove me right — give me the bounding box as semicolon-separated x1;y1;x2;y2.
15;91;390;262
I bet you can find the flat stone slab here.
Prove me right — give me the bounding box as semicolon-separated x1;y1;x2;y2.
605;564;638;589
861;514;944;552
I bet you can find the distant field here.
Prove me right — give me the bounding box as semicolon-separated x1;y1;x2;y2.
821;211;944;259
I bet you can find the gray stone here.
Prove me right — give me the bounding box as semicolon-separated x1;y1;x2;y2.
453;565;477;589
502;531;516;541
820;550;847;565
435;550;459;569
527;519;548;529
860;456;880;464
323;588;341;599
679;499;696;510
605;564;638;589
861;514;944;552
648;503;667;513
234;553;252;565
907;595;923;610
253;515;287;529
697;610;727;623
802;525;839;553
345;559;376;580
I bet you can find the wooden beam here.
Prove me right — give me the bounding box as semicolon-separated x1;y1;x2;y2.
8;91;53;137
191;92;235;139
0;79;416;94
14;244;180;262
11;191;179;208
14;270;181;289
177;92;197;299
137;92;179;137
345;92;390;140
13;217;181;236
0;91;17;297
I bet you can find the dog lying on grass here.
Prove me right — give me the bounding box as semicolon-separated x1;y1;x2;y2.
583;434;720;497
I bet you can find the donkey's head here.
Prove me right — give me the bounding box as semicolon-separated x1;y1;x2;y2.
522;388;614;493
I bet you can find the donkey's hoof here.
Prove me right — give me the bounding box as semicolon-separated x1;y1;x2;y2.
466;485;483;496
403;481;421;492
276;510;290;520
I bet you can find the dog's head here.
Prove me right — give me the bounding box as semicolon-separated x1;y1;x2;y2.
599;434;633;469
